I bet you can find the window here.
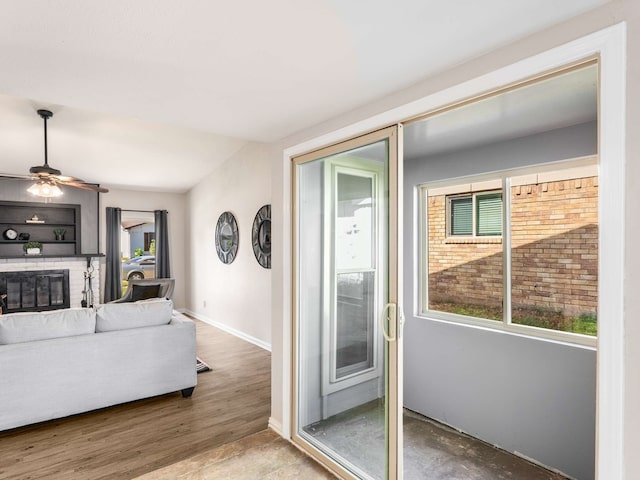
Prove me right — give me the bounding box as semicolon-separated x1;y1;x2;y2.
144;232;155;252
448;191;502;237
322;151;386;395
422;160;598;344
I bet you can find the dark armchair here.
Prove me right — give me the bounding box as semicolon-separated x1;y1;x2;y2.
110;278;175;303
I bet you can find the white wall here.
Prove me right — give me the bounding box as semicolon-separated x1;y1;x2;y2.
271;3;640;478
99;188;187;308
185;143;272;348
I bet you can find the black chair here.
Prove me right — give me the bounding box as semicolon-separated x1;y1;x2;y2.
110;278;175;303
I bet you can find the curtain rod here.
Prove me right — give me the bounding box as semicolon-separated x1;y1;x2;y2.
119;209;168;214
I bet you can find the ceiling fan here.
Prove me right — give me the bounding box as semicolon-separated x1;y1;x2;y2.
0;109;108;197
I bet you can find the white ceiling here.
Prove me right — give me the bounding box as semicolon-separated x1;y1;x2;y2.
0;0;608;192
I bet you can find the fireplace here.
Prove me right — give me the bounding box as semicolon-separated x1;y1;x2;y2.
0;270;70;313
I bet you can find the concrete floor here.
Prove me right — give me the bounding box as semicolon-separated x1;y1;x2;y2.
303;400;568;480
133;401;571;479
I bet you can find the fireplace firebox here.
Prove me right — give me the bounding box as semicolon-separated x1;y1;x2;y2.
0;270;70;313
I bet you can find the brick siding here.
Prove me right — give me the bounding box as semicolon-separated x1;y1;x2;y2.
428;176;598;317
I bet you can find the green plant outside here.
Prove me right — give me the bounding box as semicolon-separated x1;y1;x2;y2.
149;239;156;255
134;248;144;257
431;302;597;336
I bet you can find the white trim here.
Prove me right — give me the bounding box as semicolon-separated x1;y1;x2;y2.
281;23;626;478
184;309;272;352
594;22;626;480
268;417;284;437
277;151;293;441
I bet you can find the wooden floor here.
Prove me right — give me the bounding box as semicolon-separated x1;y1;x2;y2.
0;319;272;480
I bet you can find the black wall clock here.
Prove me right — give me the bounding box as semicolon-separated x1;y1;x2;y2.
3;228;18;240
252;204;271;269
215;211;239;264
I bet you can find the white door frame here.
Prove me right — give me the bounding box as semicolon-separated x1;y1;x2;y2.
278;22;626;479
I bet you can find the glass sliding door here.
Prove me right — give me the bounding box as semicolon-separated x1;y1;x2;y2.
293;126;402;480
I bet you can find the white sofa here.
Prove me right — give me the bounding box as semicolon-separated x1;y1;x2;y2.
0;298;197;432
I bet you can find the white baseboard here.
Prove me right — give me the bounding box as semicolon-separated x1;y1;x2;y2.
183;309;271;352
269;417;286;438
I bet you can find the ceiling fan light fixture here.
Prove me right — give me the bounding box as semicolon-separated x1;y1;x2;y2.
27;179;63;198
1;108;108;196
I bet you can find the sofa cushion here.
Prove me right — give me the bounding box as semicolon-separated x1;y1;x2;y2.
0;308;96;345
130;283;161;302
96;298;173;332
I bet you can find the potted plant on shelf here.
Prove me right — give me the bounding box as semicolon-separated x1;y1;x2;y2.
53;227;66;241
24;241;43;255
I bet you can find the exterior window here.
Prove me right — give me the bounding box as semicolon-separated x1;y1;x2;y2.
450;197;472;235
322;154;385;395
423;161;599;344
144;232;155;251
448;191;502;237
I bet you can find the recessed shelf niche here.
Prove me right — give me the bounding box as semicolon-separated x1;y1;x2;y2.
0;200;81;257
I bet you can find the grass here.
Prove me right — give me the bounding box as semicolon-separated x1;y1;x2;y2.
430;302;597;336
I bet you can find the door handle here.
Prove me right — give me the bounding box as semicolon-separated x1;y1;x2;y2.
381;303;397;342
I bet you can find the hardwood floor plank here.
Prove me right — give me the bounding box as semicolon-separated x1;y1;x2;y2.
0;319;271;480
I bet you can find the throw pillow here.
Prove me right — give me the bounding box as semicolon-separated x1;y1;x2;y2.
0;308;96;344
130;284;161;302
95;298;173;332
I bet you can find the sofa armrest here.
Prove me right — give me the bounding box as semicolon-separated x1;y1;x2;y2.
170;310;195;327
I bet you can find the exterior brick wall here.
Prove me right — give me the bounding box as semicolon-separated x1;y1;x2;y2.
428;176;598;317
427;194;503;309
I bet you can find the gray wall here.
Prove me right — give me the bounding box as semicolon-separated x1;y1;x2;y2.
128;223;154;256
403;121;597;480
0;177;100;254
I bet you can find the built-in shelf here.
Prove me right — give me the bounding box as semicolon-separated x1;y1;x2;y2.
0;240;77;244
0;200;81;257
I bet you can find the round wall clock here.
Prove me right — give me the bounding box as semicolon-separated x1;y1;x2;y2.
3;228;18;240
252;204;271;269
215;211;239;264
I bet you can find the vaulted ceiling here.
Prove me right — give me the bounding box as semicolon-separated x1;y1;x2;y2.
0;1;609;192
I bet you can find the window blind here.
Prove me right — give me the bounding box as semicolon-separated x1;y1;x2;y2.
450;197;472;235
476;193;502;236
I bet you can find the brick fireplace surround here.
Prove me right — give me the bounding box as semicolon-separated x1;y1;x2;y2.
0;257;101;310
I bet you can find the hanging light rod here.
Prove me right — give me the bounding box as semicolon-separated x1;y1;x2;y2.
32;110;61;177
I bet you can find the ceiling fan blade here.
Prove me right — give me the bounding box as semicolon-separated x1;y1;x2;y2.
55;175;86;183
0;173;35;180
59;180;109;193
